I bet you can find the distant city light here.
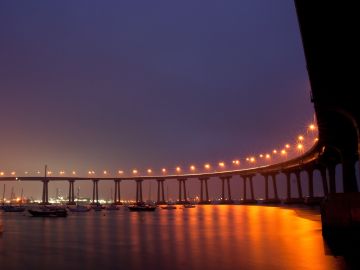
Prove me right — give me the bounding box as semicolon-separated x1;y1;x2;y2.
72;171;76;175
176;167;181;173
103;170;108;175
132;169;138;174
218;162;225;168
265;154;271;159
298;135;304;141
190;165;196;171
285;144;290;149
118;170;124;175
162;168;167;173
147;169;152;174
273;149;277;154
204;164;211;169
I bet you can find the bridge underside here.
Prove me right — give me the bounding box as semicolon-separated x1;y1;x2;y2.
295;1;360;192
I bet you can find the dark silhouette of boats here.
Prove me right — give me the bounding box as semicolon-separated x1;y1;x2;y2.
128;203;156;212
28;206;67;217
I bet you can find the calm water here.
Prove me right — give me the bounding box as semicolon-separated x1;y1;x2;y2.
0;205;356;270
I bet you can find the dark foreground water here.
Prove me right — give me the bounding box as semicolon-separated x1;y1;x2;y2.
0;205;357;270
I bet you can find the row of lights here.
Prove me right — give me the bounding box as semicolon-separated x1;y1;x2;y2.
0;123;318;177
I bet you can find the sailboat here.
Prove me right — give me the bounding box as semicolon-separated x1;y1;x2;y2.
2;186;25;212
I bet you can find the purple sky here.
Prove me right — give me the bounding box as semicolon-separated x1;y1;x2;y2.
0;0;315;200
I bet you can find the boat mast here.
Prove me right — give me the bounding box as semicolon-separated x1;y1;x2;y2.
2;184;5;205
20;188;23;205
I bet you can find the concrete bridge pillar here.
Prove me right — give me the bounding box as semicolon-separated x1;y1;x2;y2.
156;179;166;204
262;173;280;204
220;176;233;204
285;172;292;200
68;180;75;205
341;155;359;193
135;179;143;204
249;175;255;200
306;168;314;198
319;166;329;196
199;177;210;204
114;180;122;205
271;173;279;200
263;174;269;200
92;180;99;204
41;179;49;204
242;176;247;201
241;175;257;204
327;164;337;194
294;171;303;199
177;178;188;204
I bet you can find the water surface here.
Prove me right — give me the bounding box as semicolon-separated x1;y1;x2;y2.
0;205;353;269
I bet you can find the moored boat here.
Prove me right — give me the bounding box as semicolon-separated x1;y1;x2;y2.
128;203;156;212
68;204;91;212
28;206;67;217
183;204;196;208
105;204;120;211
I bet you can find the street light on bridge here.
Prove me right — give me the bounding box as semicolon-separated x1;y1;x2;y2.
232;160;240;166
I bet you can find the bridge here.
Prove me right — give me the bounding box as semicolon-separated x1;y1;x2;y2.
1;2;359;232
0;140;331;206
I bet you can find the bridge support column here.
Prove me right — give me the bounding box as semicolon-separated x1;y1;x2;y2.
68;180;76;205
156;179;166;204
342;156;359;193
271;174;279;200
242;176;247;201
199;177;210;204
327;164;337;194
114;180;122;205
262;173;280;204
92;180;99;204
177;179;188;204
285;172;291;200
264;174;269;200
295;171;303;199
306;168;314;198
220;176;233;204
241;175;257;204
41;180;49;205
249;175;255;201
319;166;329;196
135;179;143;204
